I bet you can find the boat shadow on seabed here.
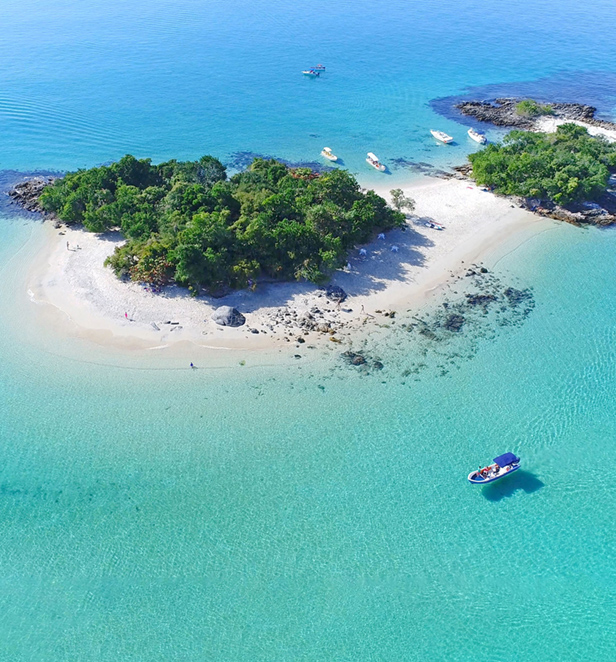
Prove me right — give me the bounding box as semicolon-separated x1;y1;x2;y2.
481;470;545;502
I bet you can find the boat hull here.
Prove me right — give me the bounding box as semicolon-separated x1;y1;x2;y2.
366;159;385;171
468;129;487;144
468;463;520;484
431;131;453;144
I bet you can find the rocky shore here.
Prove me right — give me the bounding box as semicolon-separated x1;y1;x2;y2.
8;176;57;215
453;98;616;226
455;98;616;133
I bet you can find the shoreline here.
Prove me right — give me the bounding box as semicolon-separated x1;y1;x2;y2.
23;175;555;361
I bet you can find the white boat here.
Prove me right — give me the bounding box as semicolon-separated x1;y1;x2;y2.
425;221;445;230
468;453;521;484
302;69;320;77
468;128;487;144
366;152;385;171
321;147;338;162
430;130;453;144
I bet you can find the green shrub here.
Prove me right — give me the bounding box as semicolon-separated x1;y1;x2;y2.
468;124;616;204
44;156;404;291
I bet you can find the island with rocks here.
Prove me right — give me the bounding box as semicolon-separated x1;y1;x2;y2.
454;98;616;225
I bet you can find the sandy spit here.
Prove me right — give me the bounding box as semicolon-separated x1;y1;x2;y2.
26;176;552;358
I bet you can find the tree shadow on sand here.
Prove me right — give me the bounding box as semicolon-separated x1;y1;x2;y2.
481;470;545;502
127;224;436;314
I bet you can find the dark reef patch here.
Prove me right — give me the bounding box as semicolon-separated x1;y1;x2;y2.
225;151;335;173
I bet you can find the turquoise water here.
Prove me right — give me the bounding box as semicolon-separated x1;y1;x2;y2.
1;0;616;180
2;0;616;658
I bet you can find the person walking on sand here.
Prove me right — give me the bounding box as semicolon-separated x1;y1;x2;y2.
66;241;69;250
125;312;128;320
190;362;195;369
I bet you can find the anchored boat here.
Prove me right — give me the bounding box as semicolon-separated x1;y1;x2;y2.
321;147;338;161
430;129;454;144
302;69;320;77
313;64;326;71
468;452;520;484
468;128;487;144
366;152;386;171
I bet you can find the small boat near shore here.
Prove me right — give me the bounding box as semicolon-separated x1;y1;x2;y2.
321;147;338;161
430;130;453;144
468;452;520;484
366;152;385;171
302;69;320;77
425;221;445;230
313;64;326;71
468;128;487;144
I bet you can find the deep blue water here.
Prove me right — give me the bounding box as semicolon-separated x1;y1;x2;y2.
1;0;616;659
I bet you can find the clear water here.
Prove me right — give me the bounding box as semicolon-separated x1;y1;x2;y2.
1;0;616;180
1;0;616;659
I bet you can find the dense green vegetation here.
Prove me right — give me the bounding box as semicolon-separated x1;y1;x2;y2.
468;124;616;204
40;155;404;291
515;99;554;117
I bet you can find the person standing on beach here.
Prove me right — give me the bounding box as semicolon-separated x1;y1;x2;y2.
66;241;69;250
125;312;128;320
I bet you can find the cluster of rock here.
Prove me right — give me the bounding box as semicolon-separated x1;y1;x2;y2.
8;177;56;215
341;350;384;371
455;98;616;132
403;265;535;343
267;302;344;341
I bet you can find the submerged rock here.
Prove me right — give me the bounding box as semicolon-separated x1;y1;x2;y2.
443;314;466;332
211;306;246;327
342;350;367;366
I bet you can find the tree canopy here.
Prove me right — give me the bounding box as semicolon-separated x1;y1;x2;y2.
515;99;554;117
468;124;616;204
40;155;404;291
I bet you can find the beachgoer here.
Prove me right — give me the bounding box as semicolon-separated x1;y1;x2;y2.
190;362;195;369
66;241;69;250
125;312;128;319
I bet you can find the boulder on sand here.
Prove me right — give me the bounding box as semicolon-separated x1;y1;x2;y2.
325;285;347;303
211;306;246;327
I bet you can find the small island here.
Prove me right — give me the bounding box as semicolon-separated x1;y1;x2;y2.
36;155;404;293
456;98;616;225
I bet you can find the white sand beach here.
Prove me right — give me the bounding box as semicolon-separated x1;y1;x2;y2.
536;116;616;142
26;176;553;354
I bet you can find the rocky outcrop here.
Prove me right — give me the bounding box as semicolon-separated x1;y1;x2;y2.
8;177;56;214
211;306;246;327
455;98;616;133
325;285;347;303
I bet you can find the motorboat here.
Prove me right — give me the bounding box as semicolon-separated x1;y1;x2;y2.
321;147;338;161
468;128;487;144
366;152;386;171
430;130;454;144
313;64;326;71
468;452;521;484
302;69;320;77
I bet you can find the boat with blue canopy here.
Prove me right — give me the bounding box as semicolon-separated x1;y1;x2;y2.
468;452;520;484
